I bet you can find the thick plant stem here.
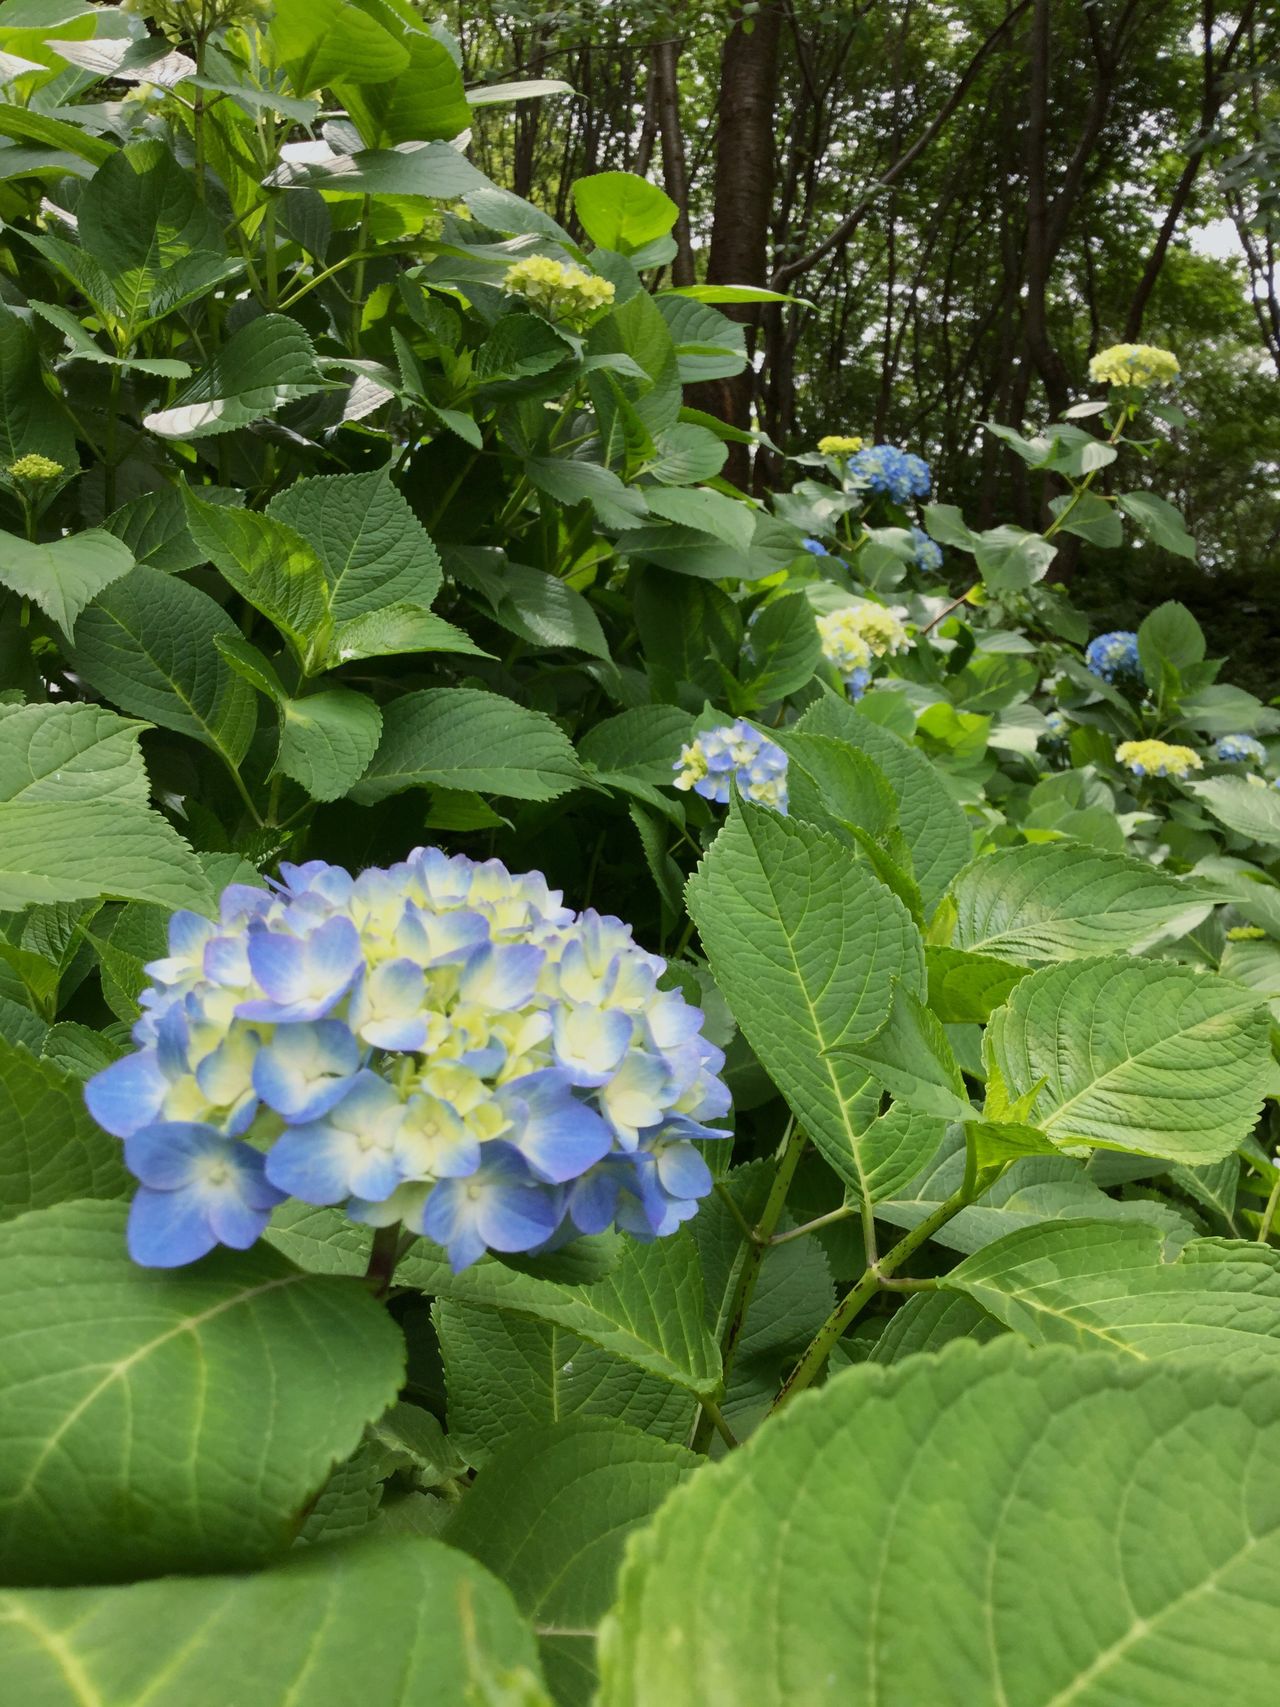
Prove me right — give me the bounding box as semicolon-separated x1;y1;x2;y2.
771;1185;971;1413
365;1222;404;1299
689;1118;806;1453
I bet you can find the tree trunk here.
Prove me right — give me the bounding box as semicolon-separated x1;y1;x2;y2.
654;38;695;286
687;3;784;483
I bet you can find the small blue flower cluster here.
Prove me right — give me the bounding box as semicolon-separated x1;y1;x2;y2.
910;526;943;572
1215;733;1268;765
85;853;731;1272
1041;709;1071;749
848;444;932;504
801;537;829;556
674;721;789;814
1084;630;1142;685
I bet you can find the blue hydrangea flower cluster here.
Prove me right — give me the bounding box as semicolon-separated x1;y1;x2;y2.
673;721;789;813
848;444;931;503
1084;630;1142;685
1215;733;1268;765
910;526;943;572
801;537;829;556
84;853;731;1272
1041;709;1071;750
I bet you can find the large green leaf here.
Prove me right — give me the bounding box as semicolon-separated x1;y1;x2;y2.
276;688;382;801
144;314;328;439
435;1302;692;1467
272;0;410;93
268;1206;721;1396
1117;489;1197;558
447;1420;695;1706
944;841;1215;962
1187;777;1280;847
0;300;76;475
267;468;442;623
0;702;147;806
573;172;678;254
0;527;133;640
989;955;1275;1163
0;1532;547;1704
688;803;929;1200
0;800;214;913
796;695;971;911
0;1200;405;1584
352;687;585;803
0;1041;129;1221
598;1341;1280;1705
70;566;259;767
337;29;470;147
184;493;332;665
944;1221;1280;1366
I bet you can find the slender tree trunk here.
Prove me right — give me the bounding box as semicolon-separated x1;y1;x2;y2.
687;3;784;482
653;38;695;286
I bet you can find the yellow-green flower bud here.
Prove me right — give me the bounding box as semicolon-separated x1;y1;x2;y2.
502;256;616;330
6;454;64;483
1087;344;1180;389
817;434;864;456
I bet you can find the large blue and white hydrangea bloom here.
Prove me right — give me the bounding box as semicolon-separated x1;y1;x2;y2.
848;444;931;504
85;851;731;1272
1084;629;1142;686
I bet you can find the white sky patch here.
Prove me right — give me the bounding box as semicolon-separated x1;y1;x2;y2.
1188;218;1243;261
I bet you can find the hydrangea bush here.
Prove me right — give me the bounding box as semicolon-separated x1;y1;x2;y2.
0;7;1278;1703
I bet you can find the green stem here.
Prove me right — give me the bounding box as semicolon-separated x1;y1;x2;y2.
365;1222;404;1299
1258;1170;1280;1245
770;1203;856;1247
698;1396;739;1451
772;1184;972;1413
222;757;265;829
350;196;372;352
690;1118;806;1454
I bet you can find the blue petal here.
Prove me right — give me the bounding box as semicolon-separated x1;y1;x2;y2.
500;1070;612;1183
567;1162;624;1234
476;1177;562;1254
459;942;544;1011
124;1121;220;1188
252;1019;362;1120
85;1051;167;1138
654;1140;712;1199
127;1185;217;1267
264;1127;361;1204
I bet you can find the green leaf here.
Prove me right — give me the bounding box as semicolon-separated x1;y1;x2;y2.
70;565;260;767
352;688;585;804
435;1302;692;1468
272;0;410;94
1137;598;1205;686
0;1532;547;1703
269;140;490;200
833;978;973;1121
144;314;328;439
878;1128;1193;1255
0;527;133;641
573;171;678;254
337;30;470;147
739;593;820;704
0;1200;405;1584
945;841;1215;962
945;1221;1280;1364
329;603;485;663
184;492;332;666
1187;777;1280;846
267;469;443;624
578;706;696;782
0;301;76;476
1117;489;1197;557
796;695;971;912
526;456;649;530
972;524;1057;592
655;297;746;384
598;1342;1280;1706
687;802;927;1200
1046;489;1123;547
102;486;203;572
450;548;609;659
277;688;382;801
0;1040;129;1220
867;1288;1002;1361
925;945;1030;1021
0;702;148;806
989;955;1274;1164
0;100;114;168
446;1420;695;1707
0;800;214;912
268;1207;721;1396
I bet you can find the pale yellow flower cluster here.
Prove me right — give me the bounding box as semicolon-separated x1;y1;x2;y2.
817;435;864;456
1088;344;1180;388
1115;739;1202;779
819;603;910;663
6;454;64;482
502;256;616;328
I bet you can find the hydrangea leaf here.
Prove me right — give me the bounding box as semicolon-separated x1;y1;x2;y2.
0;702;148;806
0;300;77;475
276;688;383;802
70;566;259;768
351;687;587;803
795;695;971;911
687;802;929;1202
267;469;443;625
0;527;133;640
0;1200;405;1584
1186;777;1280;847
866;1288;1002;1362
0;1533;547;1705
573;172;679;253
924;945;1031;1021
143;314;328;439
268;1206;721;1396
446;1419;695;1707
943;840;1217;962
0;800;214;913
329;604;486;663
184;492;333;664
577;706;696;782
435;1301;693;1468
597;1341;1280;1706
0;1040;129;1221
989;955;1275;1164
943;1220;1280;1366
